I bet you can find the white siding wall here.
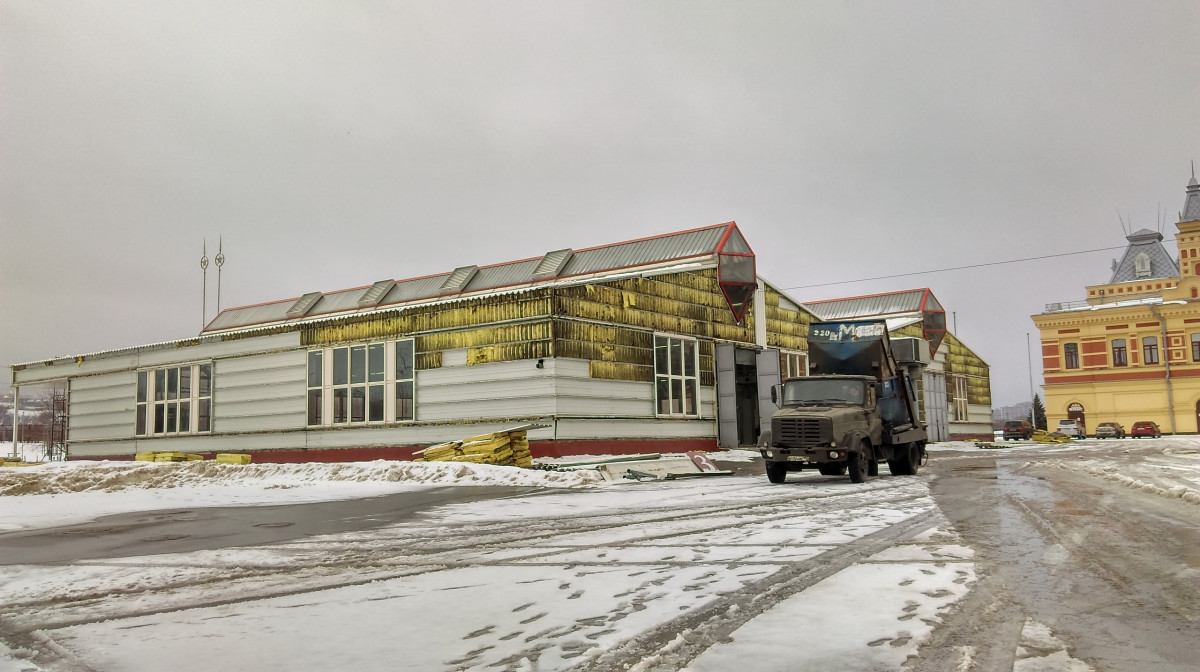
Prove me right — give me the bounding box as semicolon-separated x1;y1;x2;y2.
14;333;302;384
68;371;136;441
213;350;307;433
416;355;557;421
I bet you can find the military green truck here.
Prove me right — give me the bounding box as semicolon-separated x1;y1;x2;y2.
759;320;929;483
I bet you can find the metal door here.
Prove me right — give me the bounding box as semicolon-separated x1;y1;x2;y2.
923;371;948;442
716;342;738;449
756;348;781;440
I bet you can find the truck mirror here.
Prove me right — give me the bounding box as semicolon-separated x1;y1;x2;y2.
770;385;778;405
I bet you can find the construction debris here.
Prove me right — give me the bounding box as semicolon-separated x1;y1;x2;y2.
1032;430;1072;444
413;429;534;467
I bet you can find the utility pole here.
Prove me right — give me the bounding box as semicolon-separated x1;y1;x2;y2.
200;239;209;330
1027;332;1037;429
215;236;225;315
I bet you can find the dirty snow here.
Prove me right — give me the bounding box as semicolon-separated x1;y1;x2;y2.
0;459;600;532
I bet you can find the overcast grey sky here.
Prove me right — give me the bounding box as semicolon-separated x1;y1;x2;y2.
2;1;1198;406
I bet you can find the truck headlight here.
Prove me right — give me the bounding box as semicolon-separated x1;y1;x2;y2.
829;451;839;459
765;450;774;458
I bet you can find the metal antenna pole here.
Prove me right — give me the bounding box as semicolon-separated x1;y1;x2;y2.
201;239;209;329
215;236;225;314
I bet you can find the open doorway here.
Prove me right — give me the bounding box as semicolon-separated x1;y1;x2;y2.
716;344;781;448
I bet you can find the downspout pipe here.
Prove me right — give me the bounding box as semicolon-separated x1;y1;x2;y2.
1147;303;1177;434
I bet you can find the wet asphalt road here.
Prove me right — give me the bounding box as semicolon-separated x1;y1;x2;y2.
0;485;540;565
919;444;1200;672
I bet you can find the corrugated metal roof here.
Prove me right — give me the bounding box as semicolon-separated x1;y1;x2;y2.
202;223;739;335
1108;229;1179;284
803;289;929;320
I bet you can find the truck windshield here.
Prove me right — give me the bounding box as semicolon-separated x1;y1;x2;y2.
782;379;866;406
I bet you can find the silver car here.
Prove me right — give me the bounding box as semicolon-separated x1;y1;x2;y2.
1056;419;1085;438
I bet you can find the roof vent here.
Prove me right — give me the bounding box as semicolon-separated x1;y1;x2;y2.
531;249;574;280
439;265;479;294
358;279;395;307
286;292;323;318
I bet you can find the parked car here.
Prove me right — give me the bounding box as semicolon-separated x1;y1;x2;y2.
1094;422;1125;439
1130;421;1162;438
1056;419;1086;438
1002;420;1034;440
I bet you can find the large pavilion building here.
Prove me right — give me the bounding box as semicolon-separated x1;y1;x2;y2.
1032;173;1200;434
11;222;994;460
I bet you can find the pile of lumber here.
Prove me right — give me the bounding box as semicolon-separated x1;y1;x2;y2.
133;451;252;464
414;430;533;467
135;451;204;462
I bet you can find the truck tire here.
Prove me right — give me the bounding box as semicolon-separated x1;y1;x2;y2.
888;442;921;476
848;449;870;483
818;464;846;476
765;462;787;484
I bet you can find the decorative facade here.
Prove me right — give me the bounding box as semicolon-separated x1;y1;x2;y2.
1033;173;1200;434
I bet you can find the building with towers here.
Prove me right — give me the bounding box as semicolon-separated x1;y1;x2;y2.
1033;170;1200;434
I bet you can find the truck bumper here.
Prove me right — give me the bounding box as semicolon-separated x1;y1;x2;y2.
761;447;846;465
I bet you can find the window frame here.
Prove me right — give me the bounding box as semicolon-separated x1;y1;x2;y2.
654;333;700;418
780;350;809;380
1142;336;1159;365
1063;343;1080;370
1191;334;1200;362
308;338;416;427
1111;339;1127;367
135;362;213;436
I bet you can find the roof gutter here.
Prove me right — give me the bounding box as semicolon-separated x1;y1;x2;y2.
1146;303;1177;434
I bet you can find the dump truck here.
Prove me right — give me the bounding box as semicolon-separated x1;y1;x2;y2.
759;320;929;483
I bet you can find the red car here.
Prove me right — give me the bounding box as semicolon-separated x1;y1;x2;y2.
1130;421;1162;438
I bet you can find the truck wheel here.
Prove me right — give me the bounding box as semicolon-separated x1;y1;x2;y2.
906;442;921;475
765;462;787;484
848;450;870;483
818;464;846;476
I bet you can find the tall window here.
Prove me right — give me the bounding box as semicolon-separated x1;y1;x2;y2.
396;340;415;421
780;351;808;379
1111;339;1127;367
1063;343;1080;369
308;339;415;426
136;363;212;436
951;376;969;422
654;334;698;417
1192;334;1200;362
1142;336;1159;365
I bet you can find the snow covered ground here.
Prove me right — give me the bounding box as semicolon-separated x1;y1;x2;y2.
2;439;1197;671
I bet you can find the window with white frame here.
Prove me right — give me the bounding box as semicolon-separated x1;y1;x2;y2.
780;350;808;379
307;339;415;426
654;334;699;417
950;375;969;422
136;363;212;436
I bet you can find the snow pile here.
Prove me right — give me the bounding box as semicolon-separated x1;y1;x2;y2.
0;459;602;497
1038;458;1200;505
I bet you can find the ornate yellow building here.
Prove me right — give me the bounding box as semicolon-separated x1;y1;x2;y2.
1033;173;1200;434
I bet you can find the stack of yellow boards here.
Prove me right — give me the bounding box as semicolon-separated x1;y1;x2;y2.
135;451;205;462
414;430;534;467
134;451;252;464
